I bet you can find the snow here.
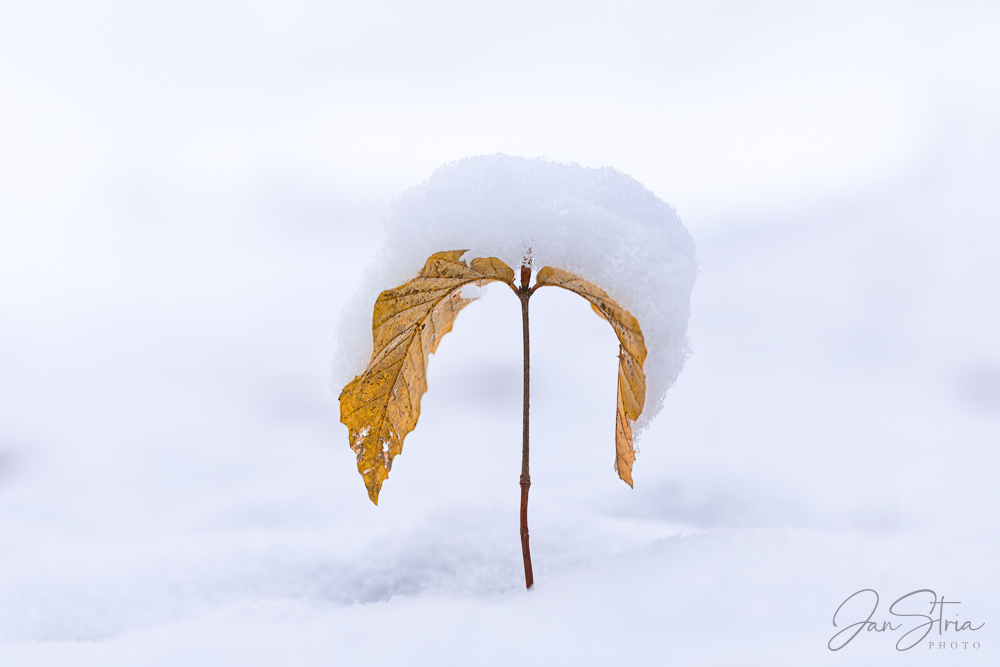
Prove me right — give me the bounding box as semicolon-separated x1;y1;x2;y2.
334;154;698;434
3;1;1000;666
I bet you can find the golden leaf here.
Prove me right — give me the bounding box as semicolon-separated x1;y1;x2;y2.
535;266;647;487
340;250;516;503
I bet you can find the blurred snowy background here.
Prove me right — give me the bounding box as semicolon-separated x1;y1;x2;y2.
1;1;998;664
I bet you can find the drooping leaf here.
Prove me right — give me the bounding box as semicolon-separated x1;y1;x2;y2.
340;250;515;503
535;266;647;487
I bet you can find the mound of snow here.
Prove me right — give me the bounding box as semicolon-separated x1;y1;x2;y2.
334;154;697;433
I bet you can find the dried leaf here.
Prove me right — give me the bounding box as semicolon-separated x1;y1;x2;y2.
340;250;515;503
535;266;647;486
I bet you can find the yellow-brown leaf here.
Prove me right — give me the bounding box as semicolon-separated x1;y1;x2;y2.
535;266;647;487
340;250;515;503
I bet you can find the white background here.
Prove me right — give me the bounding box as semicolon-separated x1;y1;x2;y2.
1;1;998;664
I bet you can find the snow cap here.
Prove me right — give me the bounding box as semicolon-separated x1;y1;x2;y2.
335;154;697;433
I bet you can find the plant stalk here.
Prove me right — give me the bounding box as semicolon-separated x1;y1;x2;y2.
518;262;534;590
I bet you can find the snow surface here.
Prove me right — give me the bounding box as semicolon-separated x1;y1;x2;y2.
335;154;697;434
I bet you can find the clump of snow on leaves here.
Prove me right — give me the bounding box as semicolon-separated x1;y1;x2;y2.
334;154;697;434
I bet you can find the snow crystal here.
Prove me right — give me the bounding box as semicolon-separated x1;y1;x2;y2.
333;154;697;434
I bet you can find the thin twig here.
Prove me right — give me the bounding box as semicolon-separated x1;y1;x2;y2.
518;259;534;589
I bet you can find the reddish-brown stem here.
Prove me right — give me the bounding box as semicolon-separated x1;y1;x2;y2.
518;259;534;589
